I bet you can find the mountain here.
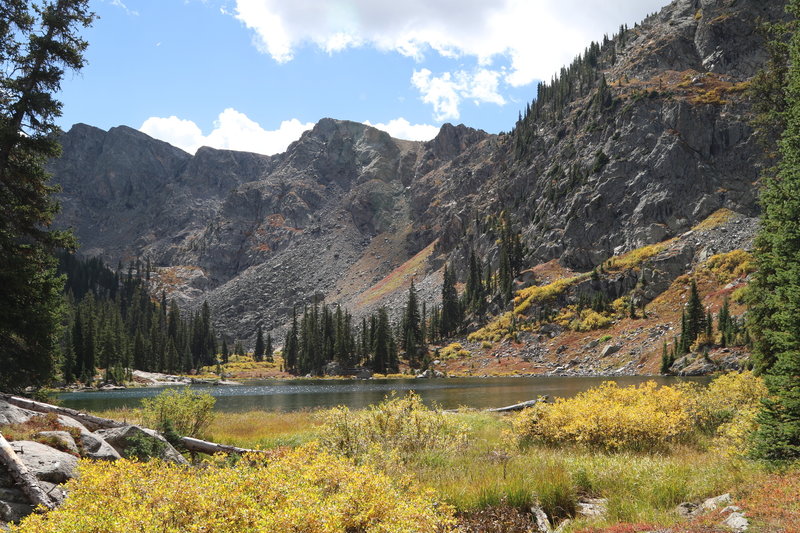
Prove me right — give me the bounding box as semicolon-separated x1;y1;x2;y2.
49;0;786;372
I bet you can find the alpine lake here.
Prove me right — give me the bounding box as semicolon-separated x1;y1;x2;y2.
56;375;711;413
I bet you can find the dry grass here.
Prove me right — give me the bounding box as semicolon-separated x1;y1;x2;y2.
206;410;324;449
692;208;737;231
605;239;675;272
356;239;438;307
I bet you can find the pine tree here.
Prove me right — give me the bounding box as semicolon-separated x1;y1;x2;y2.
440;265;461;337
221;339;229;364
718;297;731;347
284;309;299;374
0;1;94;392
660;340;671;374
402;281;421;367
265;334;273;363
373;307;391;375
749;0;800;461
254;326;265;362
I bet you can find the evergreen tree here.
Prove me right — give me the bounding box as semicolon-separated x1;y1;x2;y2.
0;1;94;392
402;281;422;366
680;280;705;352
221;339;230;364
254;326;265;362
284;309;299;374
373;307;391;375
265;333;273;363
440;265;461;337
750;0;800;461
718;297;731;347
660;340;671;374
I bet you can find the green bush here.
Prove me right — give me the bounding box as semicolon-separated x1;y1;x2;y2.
320;391;467;461
140;388;216;439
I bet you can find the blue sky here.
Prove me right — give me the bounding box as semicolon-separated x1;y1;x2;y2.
56;0;668;155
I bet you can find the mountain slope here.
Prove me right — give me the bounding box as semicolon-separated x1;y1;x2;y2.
49;0;785;355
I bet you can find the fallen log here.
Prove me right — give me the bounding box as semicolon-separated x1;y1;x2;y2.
0;432;55;510
2;394;263;456
1;394;124;431
178;437;263;456
485;398;545;412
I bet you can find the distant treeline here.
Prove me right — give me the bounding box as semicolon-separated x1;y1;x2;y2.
58;253;218;384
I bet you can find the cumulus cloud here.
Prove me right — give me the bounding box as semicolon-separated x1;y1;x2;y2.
411;68;505;121
363;118;440;141
140;109;313;155
232;0;666;86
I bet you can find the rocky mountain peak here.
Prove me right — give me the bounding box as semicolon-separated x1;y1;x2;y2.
49;0;785;346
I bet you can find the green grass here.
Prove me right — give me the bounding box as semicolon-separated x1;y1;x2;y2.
89;402;769;531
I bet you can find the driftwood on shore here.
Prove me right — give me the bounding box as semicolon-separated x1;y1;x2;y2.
1;394;124;431
0;432;55;510
1;394;264;456
485;398;545;412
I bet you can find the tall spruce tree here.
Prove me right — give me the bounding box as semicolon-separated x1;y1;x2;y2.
254;326;265;362
0;1;94;392
402;280;421;366
440;265;461;337
750;0;800;461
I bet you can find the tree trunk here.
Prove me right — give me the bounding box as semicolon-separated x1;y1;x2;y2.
178;437;263;456
0;432;55;510
1;394;124;431
2;394;263;456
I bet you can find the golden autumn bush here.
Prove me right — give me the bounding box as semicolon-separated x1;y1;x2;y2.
321;392;467;460
140;387;216;439
13;444;455;533
512;381;694;452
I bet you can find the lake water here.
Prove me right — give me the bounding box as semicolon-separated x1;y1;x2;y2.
56;375;710;413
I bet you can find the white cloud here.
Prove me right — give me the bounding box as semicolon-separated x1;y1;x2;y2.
139;109;313;155
231;0;667;86
363;118;440;141
108;0;139;16
411;68;505;121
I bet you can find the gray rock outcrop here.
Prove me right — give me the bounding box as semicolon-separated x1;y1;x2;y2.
9;441;78;484
95;425;188;465
45;0;786;348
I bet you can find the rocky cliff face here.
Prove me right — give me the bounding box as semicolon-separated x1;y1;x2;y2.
49;0;785;345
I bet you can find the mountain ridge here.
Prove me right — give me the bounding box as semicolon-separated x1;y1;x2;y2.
49;0;786;370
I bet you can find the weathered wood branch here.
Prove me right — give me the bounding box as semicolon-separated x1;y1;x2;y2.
178;437;263;456
2;394;264;456
1;394;124;431
485;398;544;412
0;432;55;510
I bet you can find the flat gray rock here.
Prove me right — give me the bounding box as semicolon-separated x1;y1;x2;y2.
34;431;79;455
55;415;121;460
11;441;79;484
0;401;37;426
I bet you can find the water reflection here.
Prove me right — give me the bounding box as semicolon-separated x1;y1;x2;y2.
56;375;710;413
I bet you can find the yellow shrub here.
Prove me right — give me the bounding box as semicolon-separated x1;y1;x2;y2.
513;275;584;315
555;307;612;331
14;444;454;533
574;309;613;331
140;387;216;439
468;312;516;343
682;371;767;430
320;392;467;460
439;343;471;359
512;382;694;452
692;208;736;231
713;406;760;458
704;249;755;283
606;240;673;271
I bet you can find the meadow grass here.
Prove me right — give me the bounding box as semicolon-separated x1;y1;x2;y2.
86;379;778;532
